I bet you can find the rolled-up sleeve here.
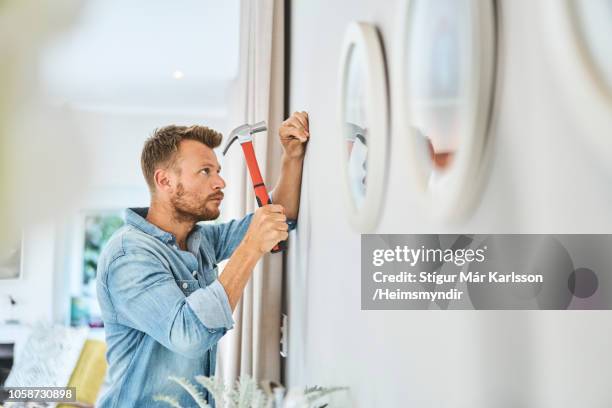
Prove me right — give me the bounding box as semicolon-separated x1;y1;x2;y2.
186;280;234;330
104;251;233;359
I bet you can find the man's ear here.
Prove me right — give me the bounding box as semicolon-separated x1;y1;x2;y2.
153;168;173;192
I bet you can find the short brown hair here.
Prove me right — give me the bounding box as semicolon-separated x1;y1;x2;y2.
141;125;223;192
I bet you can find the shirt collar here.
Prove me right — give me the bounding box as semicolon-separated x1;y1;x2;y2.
125;207;176;244
125;207;203;248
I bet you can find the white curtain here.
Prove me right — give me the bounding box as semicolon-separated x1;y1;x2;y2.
217;0;286;385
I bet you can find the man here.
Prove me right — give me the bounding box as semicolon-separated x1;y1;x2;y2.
96;112;309;407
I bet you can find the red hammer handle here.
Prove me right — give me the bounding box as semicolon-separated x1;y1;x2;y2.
240;141;286;253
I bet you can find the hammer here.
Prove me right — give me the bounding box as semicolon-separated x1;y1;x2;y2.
222;121;286;253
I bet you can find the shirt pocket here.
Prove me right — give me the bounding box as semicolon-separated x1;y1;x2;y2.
175;279;200;296
202;264;219;285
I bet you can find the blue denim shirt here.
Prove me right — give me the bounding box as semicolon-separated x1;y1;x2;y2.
96;207;294;407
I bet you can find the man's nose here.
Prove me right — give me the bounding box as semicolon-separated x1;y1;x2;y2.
213;174;226;190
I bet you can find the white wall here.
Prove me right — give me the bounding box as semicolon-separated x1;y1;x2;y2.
286;0;612;406
0;223;56;324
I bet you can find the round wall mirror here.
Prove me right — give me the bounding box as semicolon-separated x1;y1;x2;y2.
397;0;497;220
338;22;389;232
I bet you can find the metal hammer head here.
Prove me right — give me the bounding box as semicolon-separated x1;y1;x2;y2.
222;121;267;156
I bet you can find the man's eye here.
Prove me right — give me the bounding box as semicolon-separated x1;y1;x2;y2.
201;168;210;175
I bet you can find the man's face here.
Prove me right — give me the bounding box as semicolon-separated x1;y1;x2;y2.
167;139;225;222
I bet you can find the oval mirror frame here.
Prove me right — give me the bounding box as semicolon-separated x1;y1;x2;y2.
395;0;497;221
338;22;389;232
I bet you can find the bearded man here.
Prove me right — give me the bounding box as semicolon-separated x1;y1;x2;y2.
96;112;309;407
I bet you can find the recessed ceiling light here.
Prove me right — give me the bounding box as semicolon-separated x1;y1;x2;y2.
173;70;184;80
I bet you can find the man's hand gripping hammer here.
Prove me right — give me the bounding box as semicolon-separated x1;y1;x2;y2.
222;121;286;253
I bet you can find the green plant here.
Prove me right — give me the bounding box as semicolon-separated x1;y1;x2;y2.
83;213;124;285
154;374;346;408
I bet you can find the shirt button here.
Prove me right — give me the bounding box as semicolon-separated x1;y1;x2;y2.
182;282;188;289
208;329;216;334
192;270;198;277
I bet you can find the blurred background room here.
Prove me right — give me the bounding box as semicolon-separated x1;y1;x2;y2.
1;0;612;407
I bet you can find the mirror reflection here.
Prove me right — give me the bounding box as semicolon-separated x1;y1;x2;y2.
406;0;471;179
343;44;368;208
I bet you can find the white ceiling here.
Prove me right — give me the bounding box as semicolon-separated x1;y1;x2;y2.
40;0;240;115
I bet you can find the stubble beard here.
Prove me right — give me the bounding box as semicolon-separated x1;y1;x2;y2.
170;182;221;224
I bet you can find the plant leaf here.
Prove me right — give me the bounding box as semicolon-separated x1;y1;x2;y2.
169;376;211;408
304;385;324;394
153;394;184;408
305;386;348;405
195;375;226;407
250;388;269;408
236;375;256;408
